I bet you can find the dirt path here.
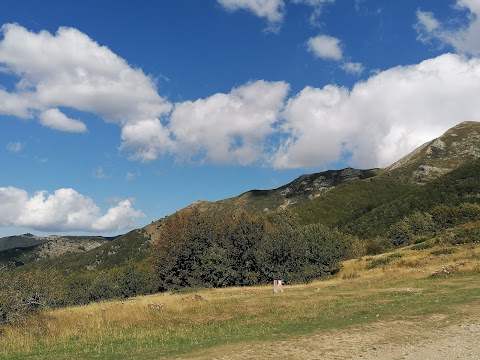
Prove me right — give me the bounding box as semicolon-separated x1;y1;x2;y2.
183;309;480;359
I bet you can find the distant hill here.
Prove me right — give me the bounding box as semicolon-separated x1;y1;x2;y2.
0;233;49;252
0;234;117;267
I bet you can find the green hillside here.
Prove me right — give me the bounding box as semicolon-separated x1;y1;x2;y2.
292;177;417;227
189;168;378;216
345;157;480;238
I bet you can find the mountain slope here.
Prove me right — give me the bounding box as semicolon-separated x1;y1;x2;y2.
4;121;479;273
289;121;480;227
292;177;417;227
177;168;378;217
382;121;480;183
345;157;480;238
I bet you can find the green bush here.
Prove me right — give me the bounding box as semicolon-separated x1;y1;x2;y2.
366;253;402;269
410;242;433;251
442;227;480;245
431;248;456;256
364;237;392;255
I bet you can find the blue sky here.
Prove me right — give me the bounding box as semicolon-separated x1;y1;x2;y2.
1;0;480;237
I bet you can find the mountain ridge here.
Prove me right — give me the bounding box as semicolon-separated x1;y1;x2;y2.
2;121;479;271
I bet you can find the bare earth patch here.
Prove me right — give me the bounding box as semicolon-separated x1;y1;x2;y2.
185;306;480;360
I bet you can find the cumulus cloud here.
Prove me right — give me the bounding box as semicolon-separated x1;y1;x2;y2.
0;24;172;158
39;108;87;133
415;1;480;55
217;0;285;32
0;187;145;232
307;34;343;60
1;24;479;172
274;53;480;169
307;34;364;74
120;118;175;162
6;141;23;153
341;61;364;75
274;85;350;169
170;80;290;165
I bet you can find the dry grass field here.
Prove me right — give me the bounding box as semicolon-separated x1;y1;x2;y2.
1;241;479;359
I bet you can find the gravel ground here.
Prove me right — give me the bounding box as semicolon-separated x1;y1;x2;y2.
184;311;480;360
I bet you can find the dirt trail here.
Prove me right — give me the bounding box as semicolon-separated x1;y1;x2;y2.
183;309;480;360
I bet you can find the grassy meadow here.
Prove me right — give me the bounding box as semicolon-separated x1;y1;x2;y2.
1;240;479;359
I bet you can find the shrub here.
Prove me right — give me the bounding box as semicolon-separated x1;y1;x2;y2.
410;242;433;251
444;227;480;245
431;248;456;256
342;273;359;280
0;269;66;330
366;253;402;269
364;237;391;255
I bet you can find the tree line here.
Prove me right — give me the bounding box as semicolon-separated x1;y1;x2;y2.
152;208;351;290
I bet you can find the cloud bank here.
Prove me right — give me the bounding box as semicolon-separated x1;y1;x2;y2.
275;53;480;168
2;25;480;171
0;187;145;232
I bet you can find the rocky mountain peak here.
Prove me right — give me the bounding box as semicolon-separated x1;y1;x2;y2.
384;121;480;183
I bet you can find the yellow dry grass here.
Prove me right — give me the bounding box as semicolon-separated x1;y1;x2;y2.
1;241;479;359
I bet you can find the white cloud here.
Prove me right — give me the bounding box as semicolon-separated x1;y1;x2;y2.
291;0;335;25
415;1;480;55
274;85;350;168
307;34;364;74
0;89;32;118
217;0;335;30
39;108;87;133
307;35;343;60
6;141;23;153
0;187;145;232
0;24;172;155
169;80;290;165
273;53;480;169
217;0;285;32
341;61;364;75
1;25;479;172
415;10;440;34
92;199;143;232
120;118;175;161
